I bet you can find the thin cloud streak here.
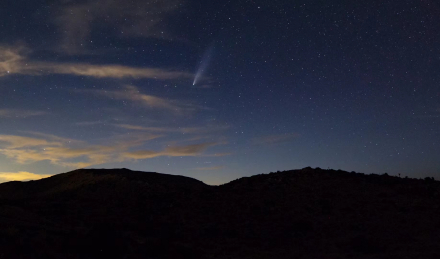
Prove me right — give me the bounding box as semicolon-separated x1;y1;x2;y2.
196;166;224;170
252;133;300;145
115;123;230;134
0;145;116;167
0;133;219;168
203;152;232;157
123;142;218;159
75;121;106;126
0;109;47;118
88;85;197;113
50;63;191;80
0;46;192;80
21;131;82;143
0;135;62;149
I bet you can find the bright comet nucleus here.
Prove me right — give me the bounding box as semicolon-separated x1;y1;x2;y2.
193;44;215;86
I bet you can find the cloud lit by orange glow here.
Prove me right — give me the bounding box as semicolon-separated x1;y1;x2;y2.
0;133;220;168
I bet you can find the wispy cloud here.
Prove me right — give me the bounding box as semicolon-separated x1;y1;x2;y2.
196;166;224;170
203;152;232;157
0;143;116;167
22;131;82;145
0;46;191;80
0;135;61;149
0;133;219;168
75;121;106;126
49;63;191;80
123;142;218;160
252;133;300;145
0;109;47;118
115;123;230;134
0;133;155;168
0;46;26;76
88;85;197;113
0;171;52;183
53;0;181;54
116;124;169;131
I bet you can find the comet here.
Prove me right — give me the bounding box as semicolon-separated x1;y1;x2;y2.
193;44;215;86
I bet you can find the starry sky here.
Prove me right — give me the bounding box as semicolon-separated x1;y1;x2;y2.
0;0;439;184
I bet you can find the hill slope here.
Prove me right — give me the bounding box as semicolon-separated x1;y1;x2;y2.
0;168;439;258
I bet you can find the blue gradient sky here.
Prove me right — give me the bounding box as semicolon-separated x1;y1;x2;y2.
0;0;439;184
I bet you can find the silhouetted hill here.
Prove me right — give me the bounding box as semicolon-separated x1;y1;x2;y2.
0;167;440;258
0;168;207;199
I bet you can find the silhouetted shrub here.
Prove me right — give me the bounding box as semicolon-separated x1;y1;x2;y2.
424;177;435;182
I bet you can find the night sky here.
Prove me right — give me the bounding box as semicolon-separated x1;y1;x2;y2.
0;0;439;184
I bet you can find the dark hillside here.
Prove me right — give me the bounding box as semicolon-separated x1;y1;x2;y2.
0;168;207;199
0;168;439;258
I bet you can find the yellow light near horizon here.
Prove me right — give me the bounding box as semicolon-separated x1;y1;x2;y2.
0;171;52;183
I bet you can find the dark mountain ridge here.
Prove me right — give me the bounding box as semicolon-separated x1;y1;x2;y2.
0;168;207;199
0;167;440;259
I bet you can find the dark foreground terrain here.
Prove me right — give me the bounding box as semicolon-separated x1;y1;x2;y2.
0;168;440;258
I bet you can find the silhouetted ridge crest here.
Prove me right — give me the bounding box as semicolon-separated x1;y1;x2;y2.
224;167;436;187
0;167;439;258
0;168;207;199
